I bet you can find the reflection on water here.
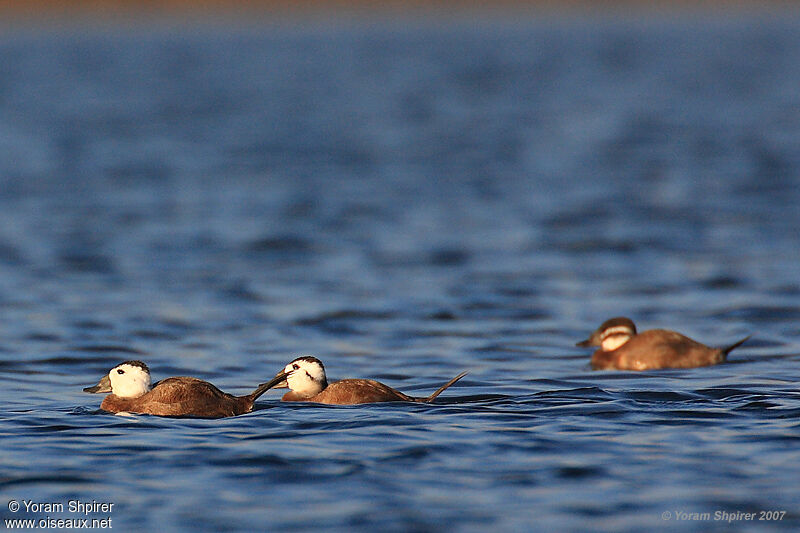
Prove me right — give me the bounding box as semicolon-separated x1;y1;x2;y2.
1;13;800;532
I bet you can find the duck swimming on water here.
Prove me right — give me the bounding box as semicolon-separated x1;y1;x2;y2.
267;356;467;405
83;360;286;418
577;317;750;371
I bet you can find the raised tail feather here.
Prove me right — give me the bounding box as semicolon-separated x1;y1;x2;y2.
416;371;468;403
721;335;752;359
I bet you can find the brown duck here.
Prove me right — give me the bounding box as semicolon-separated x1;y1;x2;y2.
83;360;285;418
267;356;467;405
577;317;750;370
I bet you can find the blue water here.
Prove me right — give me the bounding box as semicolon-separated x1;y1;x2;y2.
1;12;800;532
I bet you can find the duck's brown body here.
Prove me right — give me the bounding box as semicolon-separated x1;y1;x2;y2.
578;317;750;371
85;360;288;419
281;378;419;404
271;356;467;405
97;377;262;418
590;329;732;370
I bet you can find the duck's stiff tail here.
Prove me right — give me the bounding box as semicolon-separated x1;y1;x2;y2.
721;335;752;359
416;371;468;403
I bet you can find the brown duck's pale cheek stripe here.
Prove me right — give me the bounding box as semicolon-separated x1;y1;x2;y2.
600;326;634;340
601;334;630;352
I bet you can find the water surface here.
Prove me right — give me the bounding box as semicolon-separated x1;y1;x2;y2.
1;13;800;532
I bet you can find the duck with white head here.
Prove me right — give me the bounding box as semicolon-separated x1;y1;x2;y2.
84;360;285;418
267;356;467;405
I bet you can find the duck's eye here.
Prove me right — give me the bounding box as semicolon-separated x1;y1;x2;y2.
117;369;125;374
292;364;299;370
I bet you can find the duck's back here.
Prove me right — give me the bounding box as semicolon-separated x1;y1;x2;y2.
284;378;412;405
592;329;722;370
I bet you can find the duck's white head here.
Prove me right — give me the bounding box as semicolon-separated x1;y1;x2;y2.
83;360;152;398
577;317;637;352
273;356;328;398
